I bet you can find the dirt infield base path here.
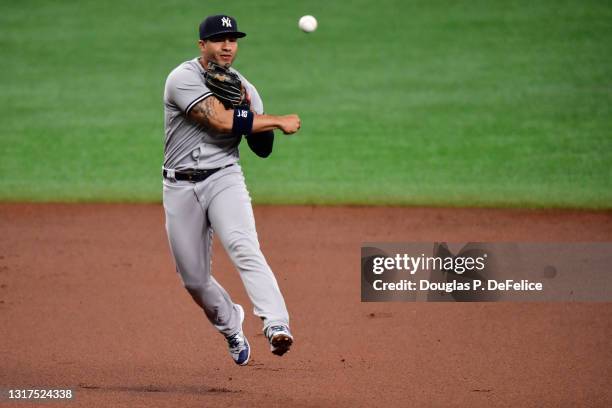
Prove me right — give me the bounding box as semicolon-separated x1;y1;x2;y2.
1;204;611;407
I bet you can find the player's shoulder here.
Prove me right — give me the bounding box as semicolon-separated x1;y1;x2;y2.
230;67;260;96
229;67;253;87
166;58;204;83
230;67;263;112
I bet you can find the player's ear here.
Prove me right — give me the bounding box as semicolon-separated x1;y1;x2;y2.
198;40;206;51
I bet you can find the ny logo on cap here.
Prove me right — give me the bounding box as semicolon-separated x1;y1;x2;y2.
221;17;232;28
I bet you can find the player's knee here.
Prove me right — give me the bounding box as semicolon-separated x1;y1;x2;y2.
180;265;213;292
183;276;213;292
184;280;216;308
225;233;263;269
225;232;258;254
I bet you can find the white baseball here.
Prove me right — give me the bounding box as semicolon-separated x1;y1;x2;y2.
298;15;317;33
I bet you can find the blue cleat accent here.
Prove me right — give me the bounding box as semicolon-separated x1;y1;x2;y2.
226;305;250;365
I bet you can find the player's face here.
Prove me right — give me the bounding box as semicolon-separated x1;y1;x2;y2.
199;36;238;66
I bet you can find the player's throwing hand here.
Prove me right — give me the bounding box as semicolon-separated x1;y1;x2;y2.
278;114;301;134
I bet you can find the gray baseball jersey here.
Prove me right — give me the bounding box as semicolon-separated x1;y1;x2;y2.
162;57;289;339
163;57;264;171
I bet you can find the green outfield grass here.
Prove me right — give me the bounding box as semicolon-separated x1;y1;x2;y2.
1;0;611;208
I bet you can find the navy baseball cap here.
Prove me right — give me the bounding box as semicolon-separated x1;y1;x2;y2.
199;15;246;40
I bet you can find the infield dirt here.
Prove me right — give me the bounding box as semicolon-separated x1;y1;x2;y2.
1;204;611;407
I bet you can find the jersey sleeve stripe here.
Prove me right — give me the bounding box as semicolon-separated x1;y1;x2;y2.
185;92;213;114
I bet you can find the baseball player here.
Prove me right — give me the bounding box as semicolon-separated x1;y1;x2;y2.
162;14;300;366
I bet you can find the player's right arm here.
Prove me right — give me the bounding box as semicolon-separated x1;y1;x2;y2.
189;96;301;135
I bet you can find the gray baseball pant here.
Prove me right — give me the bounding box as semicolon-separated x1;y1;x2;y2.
162;164;289;337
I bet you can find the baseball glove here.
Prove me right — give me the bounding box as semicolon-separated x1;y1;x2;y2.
204;61;248;109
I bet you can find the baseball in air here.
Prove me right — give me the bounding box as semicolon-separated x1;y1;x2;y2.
298;15;318;33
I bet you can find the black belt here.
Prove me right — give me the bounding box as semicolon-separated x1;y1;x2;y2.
163;164;234;182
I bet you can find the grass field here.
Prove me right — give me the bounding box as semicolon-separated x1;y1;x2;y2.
1;0;611;208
